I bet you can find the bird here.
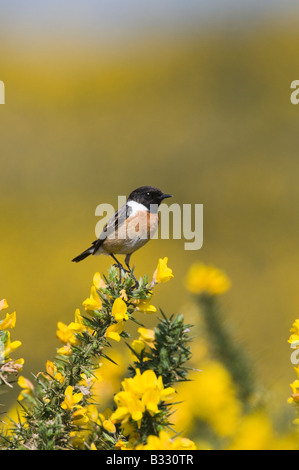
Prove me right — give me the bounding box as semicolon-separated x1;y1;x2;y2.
72;186;172;275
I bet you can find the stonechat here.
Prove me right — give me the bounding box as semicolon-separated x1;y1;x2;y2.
72;186;172;273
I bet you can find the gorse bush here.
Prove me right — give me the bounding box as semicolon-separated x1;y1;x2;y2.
1;259;298;450
0;258;196;450
0;299;23;389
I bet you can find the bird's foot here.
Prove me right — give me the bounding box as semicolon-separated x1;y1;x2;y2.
113;263;129;282
125;264;139;288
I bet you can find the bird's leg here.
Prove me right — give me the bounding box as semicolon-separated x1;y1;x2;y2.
110;254;128;282
125;254;139;288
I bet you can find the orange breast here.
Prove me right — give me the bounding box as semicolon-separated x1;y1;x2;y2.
102;210;159;255
126;210;159;239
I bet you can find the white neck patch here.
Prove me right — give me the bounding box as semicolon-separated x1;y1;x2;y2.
127;200;148;216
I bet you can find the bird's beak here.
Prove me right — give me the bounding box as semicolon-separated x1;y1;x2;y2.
161;193;172;200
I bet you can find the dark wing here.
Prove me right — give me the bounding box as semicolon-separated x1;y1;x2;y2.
91;203;132;253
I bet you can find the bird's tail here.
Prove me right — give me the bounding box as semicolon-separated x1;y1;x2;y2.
72;246;94;263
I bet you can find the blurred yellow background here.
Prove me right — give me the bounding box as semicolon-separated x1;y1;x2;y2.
1;3;299;421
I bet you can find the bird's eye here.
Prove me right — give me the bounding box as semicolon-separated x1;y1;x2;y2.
146;192;150;197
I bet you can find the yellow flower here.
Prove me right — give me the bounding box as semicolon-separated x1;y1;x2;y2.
290;379;299;396
82;286;102;312
137;327;155;348
56;321;77;345
57;344;72;356
98;407;116;433
135;431;197;450
17;376;34;401
111;298;128;322
115;440;127;450
93;272;107;290
105;320;125;342
112;391;145;424
124;369;174;402
0;299;8;311
56;309;86;346
74;308;86;327
44;360;64;383
61;385;83;411
103;419;116;433
131;339;145;356
0;311;16;330
72;406;90;426
131;328;155;359
185;263;231;295
288;319;299;346
288;380;299;404
135;297;157;314
111;369;175;427
153;257;174;284
290;319;299;335
54;371;65;383
45;360;56;377
2;331;22;361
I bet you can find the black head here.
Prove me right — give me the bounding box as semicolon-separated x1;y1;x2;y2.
128;186;172;210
